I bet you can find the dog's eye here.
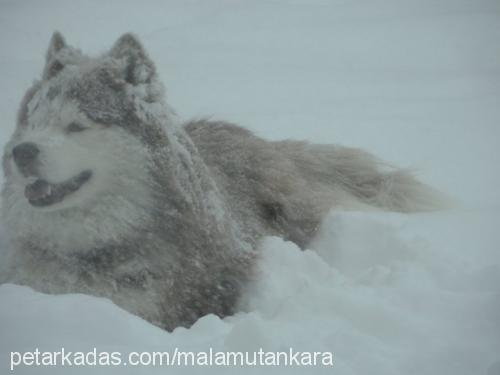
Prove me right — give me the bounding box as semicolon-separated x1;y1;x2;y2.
66;122;87;133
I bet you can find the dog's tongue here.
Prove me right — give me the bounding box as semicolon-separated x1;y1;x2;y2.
25;180;51;201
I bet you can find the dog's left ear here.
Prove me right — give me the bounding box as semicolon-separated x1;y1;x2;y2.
46;31;66;62
43;31;67;79
109;33;156;85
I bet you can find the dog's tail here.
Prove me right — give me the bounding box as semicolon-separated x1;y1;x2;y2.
277;141;451;212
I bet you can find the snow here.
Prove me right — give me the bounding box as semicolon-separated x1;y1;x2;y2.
0;0;499;374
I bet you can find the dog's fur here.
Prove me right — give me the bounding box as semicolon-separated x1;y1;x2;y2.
0;33;445;330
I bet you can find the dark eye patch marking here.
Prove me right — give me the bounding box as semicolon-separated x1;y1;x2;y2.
65;66;167;148
66;121;88;133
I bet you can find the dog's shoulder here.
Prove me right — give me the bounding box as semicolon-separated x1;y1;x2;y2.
184;118;255;143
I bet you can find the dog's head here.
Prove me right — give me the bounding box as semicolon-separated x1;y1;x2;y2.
2;32;170;250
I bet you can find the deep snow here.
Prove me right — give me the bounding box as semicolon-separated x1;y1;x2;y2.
0;0;499;374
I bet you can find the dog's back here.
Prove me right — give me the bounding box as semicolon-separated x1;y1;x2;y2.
186;119;447;248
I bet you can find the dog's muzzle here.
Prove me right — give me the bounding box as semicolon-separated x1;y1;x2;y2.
25;170;93;207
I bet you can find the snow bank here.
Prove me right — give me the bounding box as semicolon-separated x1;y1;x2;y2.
1;211;499;374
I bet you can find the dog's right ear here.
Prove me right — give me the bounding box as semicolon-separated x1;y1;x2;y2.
109;33;156;86
43;31;67;79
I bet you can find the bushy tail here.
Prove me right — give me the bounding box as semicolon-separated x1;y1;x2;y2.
277;141;450;213
353;167;450;212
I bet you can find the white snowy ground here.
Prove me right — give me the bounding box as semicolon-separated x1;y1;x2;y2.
0;1;499;374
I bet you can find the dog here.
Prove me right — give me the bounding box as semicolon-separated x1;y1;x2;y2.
0;32;445;330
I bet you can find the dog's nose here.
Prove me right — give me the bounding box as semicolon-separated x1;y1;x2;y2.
12;142;40;168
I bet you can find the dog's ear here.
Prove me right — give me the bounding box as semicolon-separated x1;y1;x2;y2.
43;31;67;79
46;31;66;61
109;33;156;85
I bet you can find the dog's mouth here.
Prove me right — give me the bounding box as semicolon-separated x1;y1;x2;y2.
24;170;92;207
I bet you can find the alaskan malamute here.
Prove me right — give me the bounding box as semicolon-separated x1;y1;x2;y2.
0;33;444;330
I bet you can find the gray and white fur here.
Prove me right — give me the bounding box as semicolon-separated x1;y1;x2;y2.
0;33;445;330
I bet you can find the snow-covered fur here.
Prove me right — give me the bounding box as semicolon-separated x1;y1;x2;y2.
0;33;445;330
